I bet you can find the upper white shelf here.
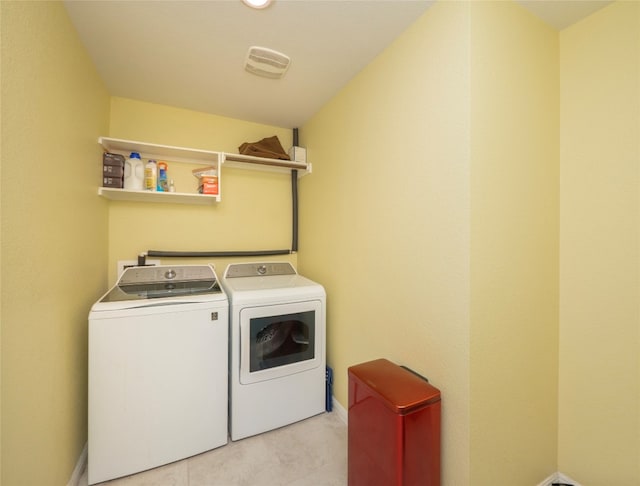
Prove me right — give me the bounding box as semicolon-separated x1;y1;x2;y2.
99;137;222;165
99;137;311;176
223;153;311;176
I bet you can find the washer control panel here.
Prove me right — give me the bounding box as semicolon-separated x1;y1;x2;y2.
119;265;215;285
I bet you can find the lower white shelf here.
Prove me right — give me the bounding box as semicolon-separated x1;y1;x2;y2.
98;187;219;204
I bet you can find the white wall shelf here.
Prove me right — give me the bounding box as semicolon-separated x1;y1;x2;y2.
223;153;311;176
98;187;218;205
98;136;310;205
99;137;222;165
99;136;222;203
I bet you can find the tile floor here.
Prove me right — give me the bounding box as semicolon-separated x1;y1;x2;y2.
81;411;347;486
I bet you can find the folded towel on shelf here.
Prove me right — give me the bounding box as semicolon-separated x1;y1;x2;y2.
238;135;291;160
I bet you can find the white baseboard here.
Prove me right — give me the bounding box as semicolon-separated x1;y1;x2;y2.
67;442;87;486
332;395;348;425
536;471;582;486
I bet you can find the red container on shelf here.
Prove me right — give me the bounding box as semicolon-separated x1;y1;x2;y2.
348;358;441;486
192;166;218;195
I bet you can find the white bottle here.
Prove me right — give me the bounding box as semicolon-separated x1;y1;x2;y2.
144;159;157;191
124;152;144;190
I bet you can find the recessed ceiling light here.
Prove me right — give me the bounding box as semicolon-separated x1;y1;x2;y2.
242;0;272;9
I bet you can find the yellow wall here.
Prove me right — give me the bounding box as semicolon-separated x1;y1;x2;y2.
559;2;640;484
301;2;472;483
0;6;3;481
302;1;560;483
469;1;559;483
0;1;110;484
106;97;296;284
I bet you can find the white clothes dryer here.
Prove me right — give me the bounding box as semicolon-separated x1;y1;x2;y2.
221;262;326;441
88;265;228;485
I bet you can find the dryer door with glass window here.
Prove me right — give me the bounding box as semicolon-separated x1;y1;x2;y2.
239;300;323;385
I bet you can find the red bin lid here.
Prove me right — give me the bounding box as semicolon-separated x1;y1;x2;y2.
348;358;441;414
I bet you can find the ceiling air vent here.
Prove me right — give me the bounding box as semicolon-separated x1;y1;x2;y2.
245;46;290;79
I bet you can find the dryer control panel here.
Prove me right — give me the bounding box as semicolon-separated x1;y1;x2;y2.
224;262;297;279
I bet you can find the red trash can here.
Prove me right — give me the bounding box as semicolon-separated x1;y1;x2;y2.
348;359;441;486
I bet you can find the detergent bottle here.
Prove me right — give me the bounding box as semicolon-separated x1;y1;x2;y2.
124;152;144;190
144;159;157;191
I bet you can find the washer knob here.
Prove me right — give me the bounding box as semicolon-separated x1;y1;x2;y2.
165;269;177;280
257;265;267;275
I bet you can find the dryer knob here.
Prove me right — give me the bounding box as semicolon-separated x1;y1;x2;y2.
257;265;267;275
165;269;177;280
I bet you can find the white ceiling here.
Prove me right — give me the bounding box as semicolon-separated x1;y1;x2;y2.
63;0;613;129
514;0;613;30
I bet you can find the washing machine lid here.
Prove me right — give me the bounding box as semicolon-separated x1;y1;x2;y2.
98;265;224;304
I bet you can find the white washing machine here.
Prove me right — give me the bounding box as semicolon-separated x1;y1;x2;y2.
221;262;326;441
88;265;228;485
